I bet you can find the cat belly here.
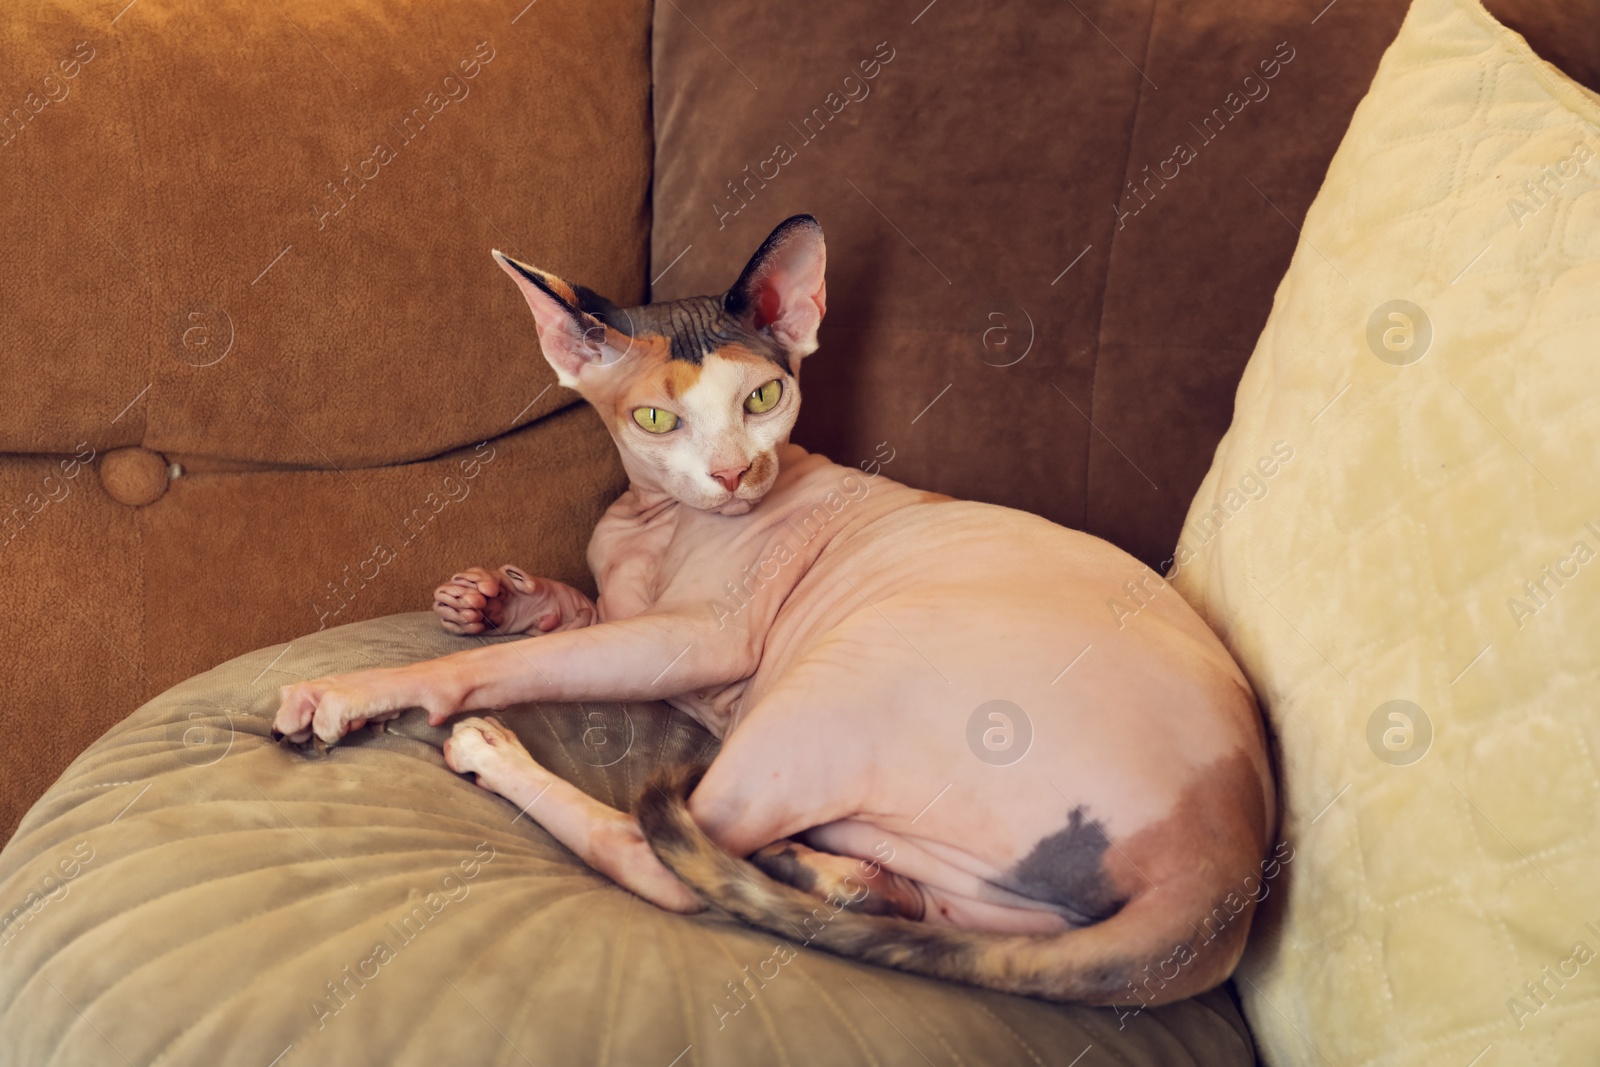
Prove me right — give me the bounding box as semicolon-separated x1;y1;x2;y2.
801;817;1087;934
714;498;1270;928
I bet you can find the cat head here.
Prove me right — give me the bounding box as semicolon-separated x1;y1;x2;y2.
493;215;826;515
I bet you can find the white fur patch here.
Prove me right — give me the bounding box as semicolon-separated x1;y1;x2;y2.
670;355;749;484
656;348;793;502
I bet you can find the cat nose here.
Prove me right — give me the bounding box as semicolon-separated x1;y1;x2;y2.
710;465;748;492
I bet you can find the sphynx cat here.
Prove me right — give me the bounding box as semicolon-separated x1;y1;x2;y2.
272;215;1276;1007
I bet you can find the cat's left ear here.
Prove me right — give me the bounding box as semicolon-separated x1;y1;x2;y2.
724;214;827;360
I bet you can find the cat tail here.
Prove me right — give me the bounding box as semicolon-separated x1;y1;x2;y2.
635;764;1240;1007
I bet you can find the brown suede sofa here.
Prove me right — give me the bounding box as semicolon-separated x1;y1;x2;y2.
2;1;1595;1064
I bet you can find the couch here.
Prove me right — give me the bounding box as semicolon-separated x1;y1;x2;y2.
1;0;1593;1063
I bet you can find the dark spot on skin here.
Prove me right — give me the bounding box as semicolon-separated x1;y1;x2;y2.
635;765;705;855
528;216;819;375
750;844;818;894
751;843;909;917
607;295;791;372
502;258;596;334
747;452;776;485
1004;806;1129;925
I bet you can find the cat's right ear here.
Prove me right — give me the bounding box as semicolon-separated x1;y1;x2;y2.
492;251;631;387
724;214;826;361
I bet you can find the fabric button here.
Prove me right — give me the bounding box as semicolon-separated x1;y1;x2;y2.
100;446;170;506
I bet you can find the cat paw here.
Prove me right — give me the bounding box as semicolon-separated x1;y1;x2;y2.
433;566;595;636
273;665;454;748
443;716;535;792
434;567;513;635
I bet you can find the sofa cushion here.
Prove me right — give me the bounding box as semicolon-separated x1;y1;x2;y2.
0;0;651;842
1170;0;1600;1061
0;613;1256;1065
1;0;651;465
0;403;625;845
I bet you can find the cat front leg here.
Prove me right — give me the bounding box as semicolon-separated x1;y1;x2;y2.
444;714;702;913
433;564;597;636
272;663;459;746
273;609;754;746
431;607;757;720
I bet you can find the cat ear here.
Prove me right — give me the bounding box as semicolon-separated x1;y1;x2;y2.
492;250;631;387
724;214;827;359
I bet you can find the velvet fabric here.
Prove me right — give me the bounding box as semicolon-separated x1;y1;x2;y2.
649;0;1593;563
0;0;651;841
0;612;1258;1065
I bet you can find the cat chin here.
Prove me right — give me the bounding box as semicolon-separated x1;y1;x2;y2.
671;486;768;515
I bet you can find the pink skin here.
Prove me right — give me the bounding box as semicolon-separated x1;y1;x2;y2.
442;715;699;913
274;220;1272;935
433;565;596;637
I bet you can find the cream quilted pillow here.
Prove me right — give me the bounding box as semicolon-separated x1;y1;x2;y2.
1170;0;1600;1063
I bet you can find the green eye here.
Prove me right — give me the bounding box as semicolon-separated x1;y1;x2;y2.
631;407;680;434
745;379;783;414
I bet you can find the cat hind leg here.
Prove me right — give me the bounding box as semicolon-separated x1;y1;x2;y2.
749;838;926;920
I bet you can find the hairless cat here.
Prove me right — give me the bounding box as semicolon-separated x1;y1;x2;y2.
273;215;1276;1008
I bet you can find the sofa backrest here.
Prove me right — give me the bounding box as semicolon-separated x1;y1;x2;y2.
0;0;656;843
649;0;1598;569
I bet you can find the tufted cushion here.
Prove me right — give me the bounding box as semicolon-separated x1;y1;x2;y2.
1170;0;1600;1062
0;613;1255;1065
96;447;171;507
0;0;649;842
0;405;626;846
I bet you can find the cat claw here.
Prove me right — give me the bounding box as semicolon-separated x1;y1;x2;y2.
270;727;332;759
272;715;398;756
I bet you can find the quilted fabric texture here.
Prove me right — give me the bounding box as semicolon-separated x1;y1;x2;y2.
1170;0;1600;1063
0;613;1255;1066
